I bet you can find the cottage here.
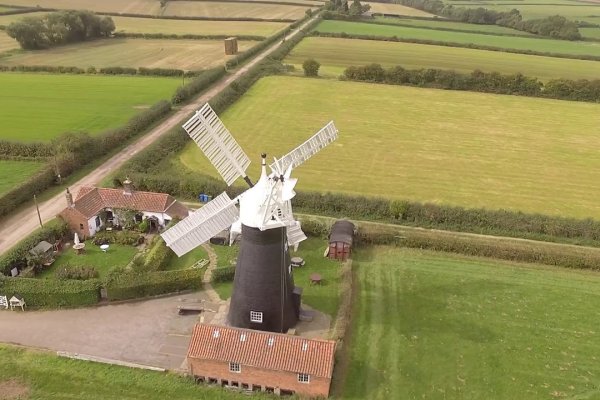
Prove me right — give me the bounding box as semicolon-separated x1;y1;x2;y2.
59;179;189;238
187;324;336;398
328;220;355;261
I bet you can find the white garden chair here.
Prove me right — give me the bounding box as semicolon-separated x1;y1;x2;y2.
9;296;26;311
0;296;8;310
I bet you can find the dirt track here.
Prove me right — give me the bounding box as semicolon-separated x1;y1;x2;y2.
0;21;313;256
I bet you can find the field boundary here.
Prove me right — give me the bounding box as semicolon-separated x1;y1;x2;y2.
169;0;319;7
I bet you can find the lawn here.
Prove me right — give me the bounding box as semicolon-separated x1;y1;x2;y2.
371;16;533;35
38;243;138;279
315;20;600;57
163;1;311;19
0;0;161;15
165;245;209;271
111;16;288;37
0;73;180;142
0;160;44;195
365;2;436;17
0;345;271;400
0;38;256;70
284;37;600;81
344;246;600;399
179;76;600;219
212;238;341;316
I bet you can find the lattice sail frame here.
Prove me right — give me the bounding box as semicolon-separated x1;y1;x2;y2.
161;193;238;257
183;103;251;186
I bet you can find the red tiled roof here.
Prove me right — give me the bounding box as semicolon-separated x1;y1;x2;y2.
187;324;336;378
71;186;188;219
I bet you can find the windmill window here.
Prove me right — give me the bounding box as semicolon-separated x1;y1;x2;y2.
298;373;310;384
250;311;263;323
229;362;241;373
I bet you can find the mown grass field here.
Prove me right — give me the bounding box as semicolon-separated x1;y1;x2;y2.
315;20;600;57
0;345;271;400
449;3;600;24
580;27;600;39
345;246;600;399
0;73;180;142
0;31;18;53
364;2;435;16
179;76;600;219
163;1;311;19
0;0;161;15
0;160;44;195
111;16;288;37
0;38;255;70
285;37;600;80
372;16;533;35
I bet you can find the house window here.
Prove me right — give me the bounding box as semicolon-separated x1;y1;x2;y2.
250;311;263;323
95;216;101;227
298;373;310;384
79;223;84;230
229;362;241;373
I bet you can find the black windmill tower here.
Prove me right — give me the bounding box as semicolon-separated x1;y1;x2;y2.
162;103;339;333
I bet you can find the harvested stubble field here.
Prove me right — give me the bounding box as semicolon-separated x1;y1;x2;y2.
346;246;600;399
0;38;255;70
0;73;180;142
180;76;600;219
285;37;600;81
316;20;600;57
0;32;18;53
0;160;44;195
111;16;288;36
0;0;161;14
163;1;311;19
372;16;534;35
0;11;47;26
364;1;435;17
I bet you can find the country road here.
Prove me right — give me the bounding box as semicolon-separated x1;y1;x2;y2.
0;19;314;255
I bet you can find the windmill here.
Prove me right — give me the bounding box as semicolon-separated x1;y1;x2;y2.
161;103;338;333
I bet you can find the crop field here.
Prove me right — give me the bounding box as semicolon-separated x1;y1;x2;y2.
449;3;600;24
345;246;600;399
0;32;18;53
241;0;323;5
179;76;600;219
0;11;47;26
0;73;180;142
163;1;311;19
0;160;44;195
365;2;436;17
285;37;600;81
0;38;255;70
372;16;533;35
315;20;600;57
111;16;288;37
0;0;161;15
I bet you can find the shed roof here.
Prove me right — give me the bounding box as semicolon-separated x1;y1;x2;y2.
187;324;336;378
329;220;355;245
29;241;53;256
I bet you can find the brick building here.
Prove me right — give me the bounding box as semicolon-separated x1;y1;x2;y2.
187;324;336;398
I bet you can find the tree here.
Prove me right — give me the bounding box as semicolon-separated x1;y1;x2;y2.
349;0;370;16
302;59;320;77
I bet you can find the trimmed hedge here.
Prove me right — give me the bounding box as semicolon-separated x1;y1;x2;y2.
0;276;101;307
139;235;174;272
172;66;227;104
0;65;204;77
211;266;236;283
0;219;69;276
105;269;204;301
114;32;265;41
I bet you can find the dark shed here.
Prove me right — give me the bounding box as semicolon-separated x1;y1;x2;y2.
328;220;355;261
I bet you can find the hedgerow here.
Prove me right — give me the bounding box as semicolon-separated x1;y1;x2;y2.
0;277;101;307
104;269;204;301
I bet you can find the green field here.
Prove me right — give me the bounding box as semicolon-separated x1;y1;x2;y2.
365;1;435;16
179;76;600;219
449;3;600;24
0;73;180;142
315;20;600;57
0;160;44;195
372;16;533;35
344;246;600;399
163;1;311;19
0;345;270;400
581;27;600;39
285;37;600;80
111;16;288;37
0;38;255;70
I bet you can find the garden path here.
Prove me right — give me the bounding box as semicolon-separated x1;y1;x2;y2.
200;243;221;303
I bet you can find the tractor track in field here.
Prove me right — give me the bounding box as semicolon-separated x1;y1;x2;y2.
0;16;317;256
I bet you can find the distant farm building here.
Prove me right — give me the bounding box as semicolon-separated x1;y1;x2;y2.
59;179;189;238
328;220;355;261
187;324;336;398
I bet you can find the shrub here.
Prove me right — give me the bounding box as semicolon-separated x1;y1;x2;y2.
302;58;320;77
0;276;100;307
104;269;204;301
211;266;236;283
55;265;99;280
138;236;173;272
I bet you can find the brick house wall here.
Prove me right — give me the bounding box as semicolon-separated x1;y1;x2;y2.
188;358;331;398
59;209;90;239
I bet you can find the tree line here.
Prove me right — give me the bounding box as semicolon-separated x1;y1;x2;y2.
342;63;600;102
324;0;371;17
6;10;115;49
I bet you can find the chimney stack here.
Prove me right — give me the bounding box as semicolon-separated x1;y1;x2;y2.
65;188;74;208
123;177;133;196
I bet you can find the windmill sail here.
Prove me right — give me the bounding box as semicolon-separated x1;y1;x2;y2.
161;192;238;256
183;103;251;186
270;121;338;175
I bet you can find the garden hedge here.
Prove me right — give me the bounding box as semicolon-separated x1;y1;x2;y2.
211;266;236;283
104;269;204;301
0;276;101;308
